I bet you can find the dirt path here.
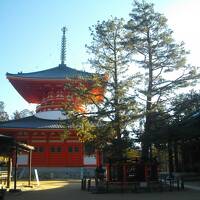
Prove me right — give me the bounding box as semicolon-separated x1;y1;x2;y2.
4;180;200;200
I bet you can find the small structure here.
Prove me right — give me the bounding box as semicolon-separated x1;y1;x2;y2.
0;134;34;190
149;111;200;179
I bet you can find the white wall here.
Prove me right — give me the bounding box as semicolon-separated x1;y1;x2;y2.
35;110;67;120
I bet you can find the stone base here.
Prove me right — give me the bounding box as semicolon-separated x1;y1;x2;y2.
16;166;96;180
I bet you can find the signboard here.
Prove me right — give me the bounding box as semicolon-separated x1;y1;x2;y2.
34;169;40;186
17;154;28;165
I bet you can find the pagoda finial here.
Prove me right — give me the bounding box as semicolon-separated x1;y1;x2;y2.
60;26;67;65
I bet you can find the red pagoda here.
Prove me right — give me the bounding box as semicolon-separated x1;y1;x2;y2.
0;27;104;178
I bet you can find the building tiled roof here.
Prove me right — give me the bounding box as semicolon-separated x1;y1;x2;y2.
6;64;94;80
0;116;67;129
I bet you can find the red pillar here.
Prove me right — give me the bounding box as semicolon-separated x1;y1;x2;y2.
106;163;111;181
96;150;102;167
123;164;127;182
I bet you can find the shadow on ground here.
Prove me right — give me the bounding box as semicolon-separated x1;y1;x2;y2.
4;180;200;200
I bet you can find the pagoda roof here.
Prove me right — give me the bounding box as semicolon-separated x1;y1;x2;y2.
0;116;66;130
6;64;94;80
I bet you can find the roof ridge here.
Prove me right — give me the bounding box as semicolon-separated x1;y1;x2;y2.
0;115;66;129
0;115;34;124
6;65;94;79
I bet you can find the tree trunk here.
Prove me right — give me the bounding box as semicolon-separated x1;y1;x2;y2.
174;141;179;172
168;141;174;177
142;29;153;161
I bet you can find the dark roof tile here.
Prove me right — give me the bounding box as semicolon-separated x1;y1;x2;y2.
6;64;94;80
0;116;66;129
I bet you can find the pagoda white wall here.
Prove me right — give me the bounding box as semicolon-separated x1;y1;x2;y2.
35;110;67;120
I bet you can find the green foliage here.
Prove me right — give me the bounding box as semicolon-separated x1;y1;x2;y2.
63;1;200;162
125;0;200;160
0;101;9;121
64;111;96;142
171;90;200;122
0;156;8;166
12;109;34;120
12;110;21;120
63;17;139;159
139;90;200;145
86;17;139;135
126;0;199;104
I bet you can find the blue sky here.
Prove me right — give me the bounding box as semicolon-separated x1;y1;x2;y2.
0;0;200;116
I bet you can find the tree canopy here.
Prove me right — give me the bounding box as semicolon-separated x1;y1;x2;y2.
12;109;34;120
63;0;200;162
64;18;139;160
0;101;9;121
125;0;200;160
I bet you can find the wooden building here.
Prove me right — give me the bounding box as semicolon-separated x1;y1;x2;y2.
152;111;200;175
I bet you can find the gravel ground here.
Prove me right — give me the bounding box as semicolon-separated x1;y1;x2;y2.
3;180;200;200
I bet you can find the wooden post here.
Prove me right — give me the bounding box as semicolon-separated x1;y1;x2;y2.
28;151;32;187
123;164;127;182
174;141;179;172
13;145;18;190
168;141;174;177
96;150;102;167
106;163;111;181
180;139;185;172
6;157;12;188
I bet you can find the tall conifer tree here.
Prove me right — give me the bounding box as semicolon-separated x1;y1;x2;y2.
68;18;139;159
86;17;139;158
125;0;199;160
